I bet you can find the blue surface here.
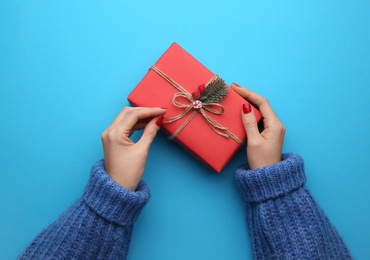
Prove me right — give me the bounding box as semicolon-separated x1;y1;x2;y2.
1;1;370;259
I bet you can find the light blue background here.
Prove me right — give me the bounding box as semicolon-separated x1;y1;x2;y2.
1;1;370;259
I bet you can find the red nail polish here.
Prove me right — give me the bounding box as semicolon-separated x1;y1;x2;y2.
243;103;252;114
155;116;164;126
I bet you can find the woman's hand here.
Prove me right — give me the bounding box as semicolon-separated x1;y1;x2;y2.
231;83;285;170
101;107;167;191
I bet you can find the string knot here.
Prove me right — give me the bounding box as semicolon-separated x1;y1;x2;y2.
192;100;203;109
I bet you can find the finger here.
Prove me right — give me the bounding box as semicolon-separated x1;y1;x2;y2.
106;107;132;131
133;121;151;130
108;107;166;132
114;107;167;132
131;117;153;130
137;116;163;149
231;83;275;114
120;107;167;130
129;121;150;137
242;103;261;142
107;107;166;142
231;83;279;128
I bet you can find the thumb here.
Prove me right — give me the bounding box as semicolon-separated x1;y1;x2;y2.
138;116;163;149
242;103;260;141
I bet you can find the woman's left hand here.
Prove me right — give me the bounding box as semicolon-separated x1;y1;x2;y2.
101;107;166;191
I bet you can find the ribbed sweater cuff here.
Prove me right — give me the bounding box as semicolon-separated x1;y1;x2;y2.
83;160;151;226
235;153;306;203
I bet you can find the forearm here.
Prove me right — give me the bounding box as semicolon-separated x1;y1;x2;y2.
19;160;150;260
236;153;352;259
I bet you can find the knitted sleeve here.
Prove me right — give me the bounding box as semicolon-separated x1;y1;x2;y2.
235;153;352;259
19;160;150;260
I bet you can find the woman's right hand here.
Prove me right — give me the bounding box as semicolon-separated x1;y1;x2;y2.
231;83;286;170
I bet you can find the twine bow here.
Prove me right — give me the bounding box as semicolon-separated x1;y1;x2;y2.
150;66;242;144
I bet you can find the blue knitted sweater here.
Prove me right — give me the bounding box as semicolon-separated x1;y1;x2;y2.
19;154;352;259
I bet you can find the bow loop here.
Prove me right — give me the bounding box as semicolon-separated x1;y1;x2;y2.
172;92;193;108
202;102;224;115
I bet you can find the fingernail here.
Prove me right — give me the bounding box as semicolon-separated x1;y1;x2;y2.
243;103;252;114
155;116;164;126
231;82;240;88
160;107;168;110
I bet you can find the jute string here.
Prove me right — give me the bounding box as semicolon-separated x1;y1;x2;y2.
150;66;242;144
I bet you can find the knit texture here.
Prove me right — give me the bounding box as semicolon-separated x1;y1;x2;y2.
19;155;353;259
19;160;150;260
235;153;353;259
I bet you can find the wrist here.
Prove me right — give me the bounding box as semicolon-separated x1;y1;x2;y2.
107;171;139;192
248;154;282;170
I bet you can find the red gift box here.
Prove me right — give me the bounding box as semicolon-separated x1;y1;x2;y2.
128;43;261;172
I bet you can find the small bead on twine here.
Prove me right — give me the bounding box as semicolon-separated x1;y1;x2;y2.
192;100;203;109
